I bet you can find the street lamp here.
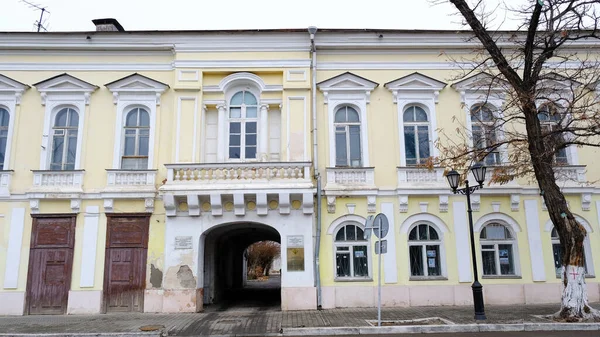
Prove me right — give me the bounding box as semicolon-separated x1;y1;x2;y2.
446;163;487;320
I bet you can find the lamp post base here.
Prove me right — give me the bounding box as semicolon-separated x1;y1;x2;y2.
472;280;486;320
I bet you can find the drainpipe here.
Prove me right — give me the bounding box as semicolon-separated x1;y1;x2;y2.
308;26;323;310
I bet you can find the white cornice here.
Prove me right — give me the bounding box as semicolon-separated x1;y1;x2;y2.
0;62;173;71
174;59;310;69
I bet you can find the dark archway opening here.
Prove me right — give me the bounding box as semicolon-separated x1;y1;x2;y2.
203;222;281;311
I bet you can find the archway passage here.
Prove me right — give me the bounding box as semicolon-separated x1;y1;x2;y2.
202;222;281;311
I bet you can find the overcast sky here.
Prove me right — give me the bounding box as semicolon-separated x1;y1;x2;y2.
0;0;526;32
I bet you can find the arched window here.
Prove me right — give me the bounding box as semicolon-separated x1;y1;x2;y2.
551;227;590;277
121;107;150;169
228;90;258;160
334;223;369;279
50;107;79;170
537;104;568;164
480;223;517;276
334;106;361;167
408;223;441;277
470;104;500;165
0;108;9;170
403;106;430;166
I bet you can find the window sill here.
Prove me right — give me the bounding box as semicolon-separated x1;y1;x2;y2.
482;275;522;279
555;275;595;279
409;276;448;281
334;277;373;282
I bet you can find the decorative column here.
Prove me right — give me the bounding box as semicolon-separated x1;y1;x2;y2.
216;103;227;162
259;103;269;161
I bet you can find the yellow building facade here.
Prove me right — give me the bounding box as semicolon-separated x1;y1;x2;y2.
0;21;599;315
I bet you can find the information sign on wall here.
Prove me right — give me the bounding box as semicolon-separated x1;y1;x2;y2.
286;235;304;271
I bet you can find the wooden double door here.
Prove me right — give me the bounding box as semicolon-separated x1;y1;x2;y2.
103;214;149;313
26;215;76;315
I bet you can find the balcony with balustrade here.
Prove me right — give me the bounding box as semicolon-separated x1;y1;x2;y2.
324;167;376;195
104;169;157;194
29;170;85;195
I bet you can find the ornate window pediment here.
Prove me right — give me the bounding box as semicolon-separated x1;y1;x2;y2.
385;72;446;103
34;73;98;105
0;74;29;104
318;72;378;103
452;72;508;105
106;73;169;105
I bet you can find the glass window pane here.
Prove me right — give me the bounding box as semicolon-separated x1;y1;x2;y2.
347;107;359;122
68;110;79;127
346;225;356;241
335;131;348;166
484;224;508;240
336;252;350;277
126;110;138;126
229;107;241;118
415;107;428;122
472;125;484;149
409;227;418;241
67;135;77;165
418;126;430;162
245;122;257;134
121;157;147;170
55;109;68;127
229;135;241;146
335;109;347;123
349;126;361;167
356;227;364;241
246;107;257;118
553;243;562;276
139;110;150;127
0;109;9;126
139;136;149;156
426;245;441;276
230;92;244;105
229;146;240;159
403;108;415;122
353;246;368;277
139;129;150;136
410;245;424;276
244;92;257;105
482;250;497;275
418;224;428;240
551;228;559;239
124;136;135;155
498;244;515;275
0;136;6;168
335;227;346;241
429;227;439;240
51;135;64;167
230;122;241;134
245;146;256;159
404;126;416;165
125;129;136;136
337;246;349;251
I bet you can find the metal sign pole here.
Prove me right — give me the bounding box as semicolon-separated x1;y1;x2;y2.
378;216;382;327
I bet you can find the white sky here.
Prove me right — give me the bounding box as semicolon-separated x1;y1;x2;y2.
0;0;523;32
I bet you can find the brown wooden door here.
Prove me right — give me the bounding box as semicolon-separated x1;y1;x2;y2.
26;215;76;315
104;214;149;313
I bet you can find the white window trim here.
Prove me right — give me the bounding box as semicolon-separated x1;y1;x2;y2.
332;221;372;281
328;100;369;167
48;107;80;170
0;74;29;170
385;73;445;167
333;105;363;167
406;222;447;279
478;221;522;277
535;100;578;165
35;74;97;170
544;216;595;277
106;74;167;169
224;85;262;162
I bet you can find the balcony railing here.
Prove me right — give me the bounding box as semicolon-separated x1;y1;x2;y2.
555;165;586;183
163;162;312;190
31;170;84;192
0;171;13;197
325;167;376;189
397;167;445;186
106;169;157;189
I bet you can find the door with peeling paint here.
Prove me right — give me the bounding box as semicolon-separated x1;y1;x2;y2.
103;214;149;313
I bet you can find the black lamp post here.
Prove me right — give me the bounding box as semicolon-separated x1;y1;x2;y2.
446;163;487;320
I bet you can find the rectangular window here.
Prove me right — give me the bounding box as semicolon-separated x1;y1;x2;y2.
229;122;241;159
409;245;423;276
426;245;441;276
352;246;368;277
404;126;416;166
417;126;430;163
245;122;257;159
336;250;350;277
482;249;497;275
498;244;515;275
335;127;348;166
349;125;361;167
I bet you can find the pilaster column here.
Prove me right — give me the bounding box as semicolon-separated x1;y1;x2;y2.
259;103;269;161
216;103;227;162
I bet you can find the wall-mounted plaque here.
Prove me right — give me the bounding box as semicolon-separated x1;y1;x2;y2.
287;235;304;271
287;235;304;248
175;236;193;250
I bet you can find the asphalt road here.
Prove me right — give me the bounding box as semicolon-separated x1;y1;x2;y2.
313;332;599;337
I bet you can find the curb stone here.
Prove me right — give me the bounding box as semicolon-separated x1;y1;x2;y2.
0;334;161;337
281;323;600;335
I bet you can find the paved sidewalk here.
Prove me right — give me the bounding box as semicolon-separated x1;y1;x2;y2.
0;303;597;336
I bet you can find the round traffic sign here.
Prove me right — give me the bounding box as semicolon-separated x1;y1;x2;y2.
373;213;389;239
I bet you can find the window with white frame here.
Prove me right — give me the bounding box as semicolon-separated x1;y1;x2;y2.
334;223;369;279
551;227;590;277
471;104;500;165
537;104;568;164
334;106;362;167
408;223;442;277
229;90;258;160
480;223;517;276
403;106;430;166
50;107;79;170
121;107;150;169
0;108;9;170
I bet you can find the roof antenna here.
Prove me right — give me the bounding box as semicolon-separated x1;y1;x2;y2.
20;0;50;32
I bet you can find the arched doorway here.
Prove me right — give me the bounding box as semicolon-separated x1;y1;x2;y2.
201;222;281;311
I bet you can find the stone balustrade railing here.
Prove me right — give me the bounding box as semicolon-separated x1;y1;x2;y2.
165;162;312;184
397;167;445;185
106;169;157;187
326;167;375;187
31;170;84;190
555;165;587;183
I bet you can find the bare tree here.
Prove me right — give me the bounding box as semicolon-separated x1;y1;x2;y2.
246;241;280;279
435;0;600;321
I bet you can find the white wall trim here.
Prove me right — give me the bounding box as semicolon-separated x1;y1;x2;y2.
381;203;398;283
286;96;307;161
175;59;310;69
453;201;472;282
175;97;197;162
326;214;367;235
3;207;25;289
80;206;100;287
473;212;522;233
524;199;546;281
0;75;28;170
0;62;173;71
399;212;450;234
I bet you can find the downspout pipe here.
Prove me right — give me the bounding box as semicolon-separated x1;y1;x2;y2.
308;26;323;310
